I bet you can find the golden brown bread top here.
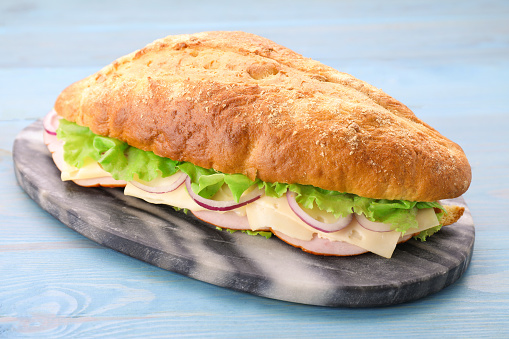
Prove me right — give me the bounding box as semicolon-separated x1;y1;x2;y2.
54;31;471;201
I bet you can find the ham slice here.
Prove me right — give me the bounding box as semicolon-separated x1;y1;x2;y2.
273;231;368;256
192;210;269;231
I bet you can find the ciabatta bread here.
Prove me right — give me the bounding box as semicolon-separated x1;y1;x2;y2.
54;31;471;202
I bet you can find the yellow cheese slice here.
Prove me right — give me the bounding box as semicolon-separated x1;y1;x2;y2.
60;157;112;181
125;183;205;211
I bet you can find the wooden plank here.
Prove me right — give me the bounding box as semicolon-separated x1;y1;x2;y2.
0;248;508;337
0;68;99;120
2;17;508;68
2;0;509;336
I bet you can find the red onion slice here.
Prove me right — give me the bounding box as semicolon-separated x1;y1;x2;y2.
130;172;187;194
355;213;393;232
286;191;353;233
43;128;61;151
185;176;262;211
43;109;61;135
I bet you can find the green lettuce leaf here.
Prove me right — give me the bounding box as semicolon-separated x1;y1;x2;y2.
288;184;355;218
224;174;259;202
216;227;273;239
177;163;222;199
414;225;443;241
258;181;289;198
177;163;258;202
57;119;102;167
57;119;179;182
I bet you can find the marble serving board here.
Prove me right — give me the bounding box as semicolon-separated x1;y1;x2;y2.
13;121;475;307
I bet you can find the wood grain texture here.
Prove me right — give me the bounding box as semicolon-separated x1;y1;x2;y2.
1;0;509;337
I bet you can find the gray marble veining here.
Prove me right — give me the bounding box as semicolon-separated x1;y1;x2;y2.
13;121;475;307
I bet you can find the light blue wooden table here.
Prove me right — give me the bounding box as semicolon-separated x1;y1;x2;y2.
1;1;509;337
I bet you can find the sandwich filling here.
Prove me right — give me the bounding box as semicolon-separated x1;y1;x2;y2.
44;111;445;258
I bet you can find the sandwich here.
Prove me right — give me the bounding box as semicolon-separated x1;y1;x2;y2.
42;31;471;258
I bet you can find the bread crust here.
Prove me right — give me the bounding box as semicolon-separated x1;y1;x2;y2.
54;31;471;201
440;205;465;226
